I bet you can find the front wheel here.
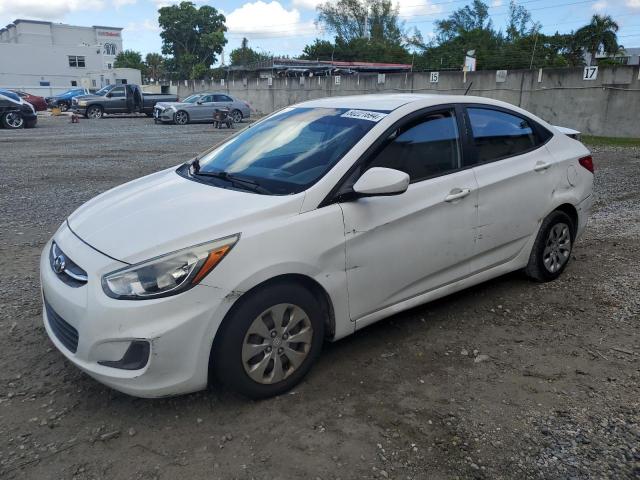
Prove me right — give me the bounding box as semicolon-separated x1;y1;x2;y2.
174;110;189;125
1;111;24;129
525;210;574;282
212;282;325;399
86;105;103;119
58;102;69;112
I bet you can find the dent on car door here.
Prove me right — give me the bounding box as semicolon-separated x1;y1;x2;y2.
465;106;558;271
339;109;479;326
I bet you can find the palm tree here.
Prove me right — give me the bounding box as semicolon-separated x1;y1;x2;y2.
575;14;620;66
145;53;165;82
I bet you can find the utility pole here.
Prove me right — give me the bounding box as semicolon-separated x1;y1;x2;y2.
529;33;538;70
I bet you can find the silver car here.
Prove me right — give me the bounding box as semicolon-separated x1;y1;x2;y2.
153;92;251;125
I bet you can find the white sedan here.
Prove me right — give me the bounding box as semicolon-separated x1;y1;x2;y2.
40;94;594;398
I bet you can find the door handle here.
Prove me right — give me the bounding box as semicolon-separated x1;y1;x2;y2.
534;161;551;172
444;188;471;202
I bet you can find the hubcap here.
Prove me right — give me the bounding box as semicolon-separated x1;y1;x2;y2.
5;112;23;128
176;112;187;124
232;110;241;123
88;107;101;119
543;222;571;273
242;303;313;385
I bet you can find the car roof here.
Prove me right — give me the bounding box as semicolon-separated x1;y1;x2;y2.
297;93;522;112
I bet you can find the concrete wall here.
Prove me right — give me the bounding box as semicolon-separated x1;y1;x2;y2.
175;66;640;138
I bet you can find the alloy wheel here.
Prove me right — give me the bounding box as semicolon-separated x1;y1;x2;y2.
175;111;188;125
242;303;313;384
87;107;102;119
4;112;24;128
542;222;571;273
231;110;242;123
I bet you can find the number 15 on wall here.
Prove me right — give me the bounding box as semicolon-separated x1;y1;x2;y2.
430;72;439;83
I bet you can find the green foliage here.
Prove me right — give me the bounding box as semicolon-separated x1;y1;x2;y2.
230;38;271;67
144;53;166;81
575;15;620;66
158;1;227;79
114;50;145;70
302;37;412;63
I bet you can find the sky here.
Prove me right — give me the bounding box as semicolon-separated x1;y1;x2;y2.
1;0;639;61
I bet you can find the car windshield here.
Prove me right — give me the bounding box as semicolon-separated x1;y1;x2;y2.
190;107;385;195
182;94;203;103
95;86;111;96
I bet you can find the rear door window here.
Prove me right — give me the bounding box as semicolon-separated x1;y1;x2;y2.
368;110;461;182
214;95;232;102
467;108;538;163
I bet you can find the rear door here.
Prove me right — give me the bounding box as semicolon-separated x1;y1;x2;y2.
339;107;479;325
464;106;557;271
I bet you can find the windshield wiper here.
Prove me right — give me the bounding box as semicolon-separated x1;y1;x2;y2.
190;159;271;194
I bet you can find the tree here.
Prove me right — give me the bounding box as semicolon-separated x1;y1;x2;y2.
144;53;165;81
230;38;271;67
114;50;145;71
506;0;539;41
434;0;491;43
575;14;620;66
158;1;227;79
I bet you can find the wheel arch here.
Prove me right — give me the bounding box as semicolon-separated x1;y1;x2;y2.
207;273;336;382
553;203;579;237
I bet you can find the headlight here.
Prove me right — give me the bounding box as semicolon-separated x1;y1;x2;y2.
78;101;87;106
102;234;239;300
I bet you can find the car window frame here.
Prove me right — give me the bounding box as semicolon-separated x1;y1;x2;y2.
215;94;233;102
320;104;469;207
461;104;553;167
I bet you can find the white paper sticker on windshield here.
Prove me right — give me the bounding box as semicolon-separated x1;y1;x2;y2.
340;110;387;122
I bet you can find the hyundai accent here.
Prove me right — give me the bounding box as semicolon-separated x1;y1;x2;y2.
40;94;594;398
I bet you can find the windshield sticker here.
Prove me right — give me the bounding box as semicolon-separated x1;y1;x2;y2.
340;110;387;122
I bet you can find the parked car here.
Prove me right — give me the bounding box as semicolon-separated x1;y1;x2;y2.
153;92;251;125
41;94;594;399
72;84;178;118
45;88;90;111
10;90;48;111
0;88;37;129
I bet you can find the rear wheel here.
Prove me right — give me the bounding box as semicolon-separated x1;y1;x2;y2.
1;111;24;129
58;102;69;112
525;210;574;282
231;109;242;123
212;281;325;399
174;110;189;125
86;105;103;119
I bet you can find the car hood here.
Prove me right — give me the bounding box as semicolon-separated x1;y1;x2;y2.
67;168;304;264
155;101;193;109
73;94;102;102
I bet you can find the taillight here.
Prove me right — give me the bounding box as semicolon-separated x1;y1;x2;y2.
578;155;594;173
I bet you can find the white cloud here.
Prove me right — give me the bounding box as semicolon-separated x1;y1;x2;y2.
292;0;324;10
591;0;608;10
114;0;136;8
226;1;316;37
394;0;442;18
125;18;160;33
626;0;640;7
491;0;503;6
150;0;206;8
0;0;104;22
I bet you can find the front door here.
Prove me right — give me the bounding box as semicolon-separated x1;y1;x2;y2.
107;86;126;113
339;109;479;324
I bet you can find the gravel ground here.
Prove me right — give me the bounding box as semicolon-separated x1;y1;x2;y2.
0;115;638;480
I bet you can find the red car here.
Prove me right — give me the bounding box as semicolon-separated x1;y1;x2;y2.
11;90;48;111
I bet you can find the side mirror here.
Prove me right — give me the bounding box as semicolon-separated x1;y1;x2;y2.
352;167;410;197
196;100;203;105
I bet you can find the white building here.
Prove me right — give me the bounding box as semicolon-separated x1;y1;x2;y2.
0;19;141;96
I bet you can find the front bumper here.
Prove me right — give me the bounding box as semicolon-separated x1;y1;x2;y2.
153;107;174;122
40;224;230;397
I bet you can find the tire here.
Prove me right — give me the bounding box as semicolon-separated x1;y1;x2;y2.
231;109;242;123
174;110;189;125
58;102;69;112
524;210;574;282
212;281;325;399
145;112;153;117
86;105;103;119
1;111;24;129
25;118;37;129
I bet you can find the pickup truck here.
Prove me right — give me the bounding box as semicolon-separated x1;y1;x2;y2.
71;84;178;119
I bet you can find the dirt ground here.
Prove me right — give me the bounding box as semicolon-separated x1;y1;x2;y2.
0;115;638;480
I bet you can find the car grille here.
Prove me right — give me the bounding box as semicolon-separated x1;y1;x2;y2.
44;298;79;353
49;242;88;287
